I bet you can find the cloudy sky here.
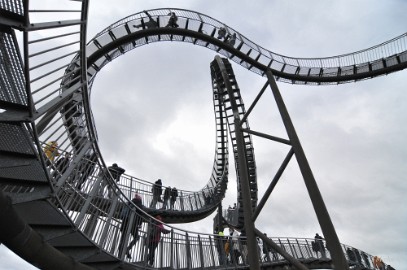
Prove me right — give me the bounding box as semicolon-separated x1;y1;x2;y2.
2;0;406;269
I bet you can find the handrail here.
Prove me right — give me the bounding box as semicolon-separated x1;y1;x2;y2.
84;8;407;85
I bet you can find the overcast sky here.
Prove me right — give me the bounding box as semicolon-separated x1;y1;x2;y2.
2;0;406;269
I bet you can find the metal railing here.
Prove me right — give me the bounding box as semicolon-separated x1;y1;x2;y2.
42;148;385;269
84;8;407;85
0;0;24;16
1;3;397;269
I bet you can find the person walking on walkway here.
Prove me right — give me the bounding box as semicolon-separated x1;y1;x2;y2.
166;12;179;28
106;163;125;198
146;215;170;266
150;179;162;208
170;187;178;210
314;233;326;258
118;194;144;259
161;186;171;209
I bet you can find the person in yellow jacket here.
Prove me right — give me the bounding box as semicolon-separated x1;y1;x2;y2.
43;141;60;162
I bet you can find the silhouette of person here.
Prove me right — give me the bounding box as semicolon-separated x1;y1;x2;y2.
217;27;227;40
166;12;179;28
98;163;125;198
133;10;158;29
227;205;233;220
108;163;126;182
314;233;326;258
150;179;162;208
161;186;171;209
106;163;125;198
146;215;170;266
170;187;178;210
119;194;144;259
225;33;237;46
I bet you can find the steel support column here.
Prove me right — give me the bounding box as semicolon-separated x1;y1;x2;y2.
265;69;349;270
215;56;260;270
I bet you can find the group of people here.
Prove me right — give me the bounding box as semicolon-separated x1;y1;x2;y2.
41;143;393;268
133;11;179;29
44;141;182;208
215;227;280;265
312;233;326;258
44;141;71;178
217;27;237;46
150;179;178;210
131;11;241;50
215;227;248;265
118;194;170;266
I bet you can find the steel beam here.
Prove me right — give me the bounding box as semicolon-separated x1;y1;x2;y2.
265;69;349;270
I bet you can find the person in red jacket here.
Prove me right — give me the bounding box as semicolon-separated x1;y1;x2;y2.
146;215;170;266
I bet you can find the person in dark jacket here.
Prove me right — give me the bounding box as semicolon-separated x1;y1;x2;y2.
170;187;178;210
161;186;171;209
150;179;162;208
106;163;125;198
119;194;144;259
146;215;170;266
314;233;326;258
108;163;126;182
166;12;179;28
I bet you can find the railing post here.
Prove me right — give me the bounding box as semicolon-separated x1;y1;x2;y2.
159;234;164;268
170;229;174;269
198;235;204;268
175;239;180;269
208;235;216;267
194;193;200;209
304;239;312;258
118;211;135;259
100;195;118;247
180;191;184;211
185;232;192;269
74;173;103;227
296;239;304;259
129;176;133;198
143;219;152;265
188;194;194;210
287;239;296;257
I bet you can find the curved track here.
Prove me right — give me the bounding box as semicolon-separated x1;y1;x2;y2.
0;2;404;270
85;8;407;85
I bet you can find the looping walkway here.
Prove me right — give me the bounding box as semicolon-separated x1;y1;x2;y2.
0;1;400;270
86;8;407;85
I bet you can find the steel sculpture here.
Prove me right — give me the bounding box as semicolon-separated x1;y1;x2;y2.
0;2;405;270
